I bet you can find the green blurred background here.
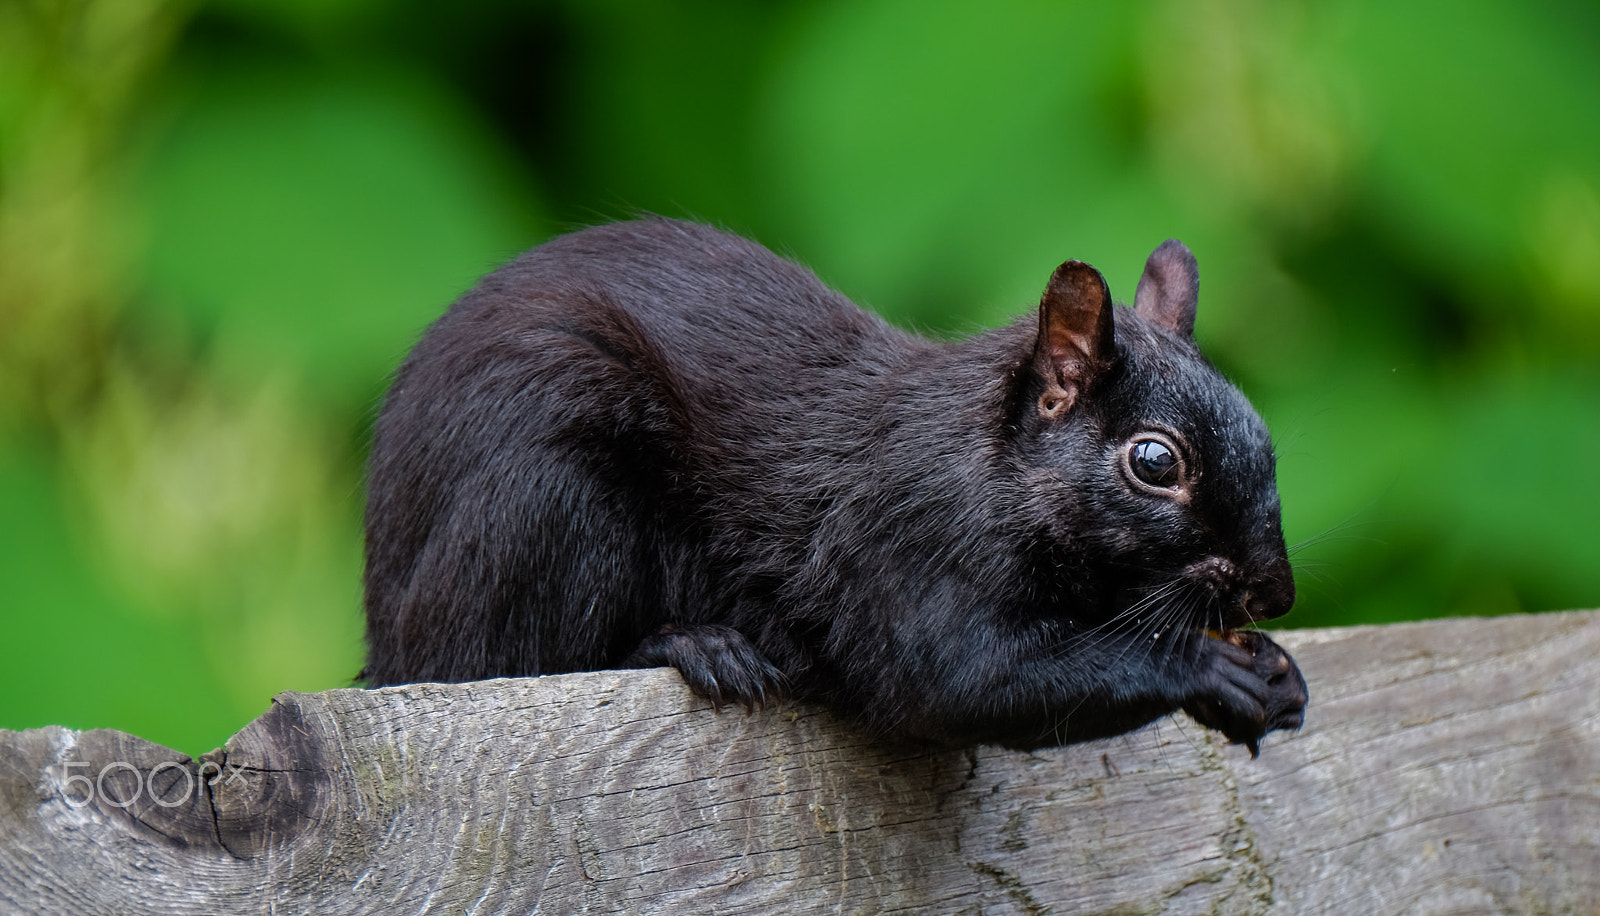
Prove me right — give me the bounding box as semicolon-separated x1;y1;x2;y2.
2;0;1597;756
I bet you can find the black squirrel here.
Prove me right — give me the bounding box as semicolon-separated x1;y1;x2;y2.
362;218;1307;754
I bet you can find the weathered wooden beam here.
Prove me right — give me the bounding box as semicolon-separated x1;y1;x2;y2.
2;611;1597;914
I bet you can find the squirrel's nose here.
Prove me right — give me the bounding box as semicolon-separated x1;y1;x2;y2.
1244;558;1296;622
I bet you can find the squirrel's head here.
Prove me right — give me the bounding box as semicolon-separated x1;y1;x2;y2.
1019;240;1294;632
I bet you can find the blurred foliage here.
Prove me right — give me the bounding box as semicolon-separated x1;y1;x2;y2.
1;0;1596;755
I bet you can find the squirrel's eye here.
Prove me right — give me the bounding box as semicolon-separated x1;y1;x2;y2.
1129;438;1181;488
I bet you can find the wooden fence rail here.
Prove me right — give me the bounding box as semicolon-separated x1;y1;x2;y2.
3;610;1597;914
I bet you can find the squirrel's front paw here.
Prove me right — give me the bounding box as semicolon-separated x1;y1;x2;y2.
1181;630;1307;757
623;623;787;712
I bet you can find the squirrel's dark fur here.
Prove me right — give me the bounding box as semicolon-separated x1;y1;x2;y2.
362;218;1307;752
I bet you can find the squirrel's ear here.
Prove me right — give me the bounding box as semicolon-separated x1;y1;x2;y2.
1034;260;1114;419
1134;239;1198;338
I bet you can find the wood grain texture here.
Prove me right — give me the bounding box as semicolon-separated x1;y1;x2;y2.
2;610;1597;915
